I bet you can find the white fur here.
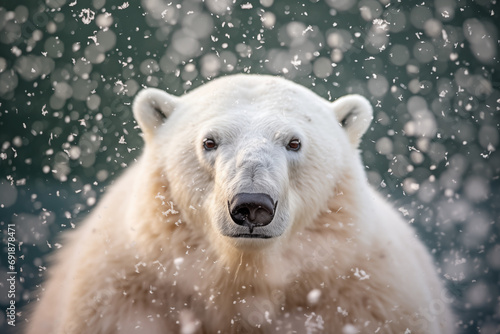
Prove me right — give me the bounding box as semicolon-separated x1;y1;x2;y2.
332;94;374;146
132;87;179;141
26;74;454;334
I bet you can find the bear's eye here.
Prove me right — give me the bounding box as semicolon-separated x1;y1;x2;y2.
203;138;218;151
286;139;301;151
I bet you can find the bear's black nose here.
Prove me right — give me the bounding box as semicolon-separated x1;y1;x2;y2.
229;193;276;232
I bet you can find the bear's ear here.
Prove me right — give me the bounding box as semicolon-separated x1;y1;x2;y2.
133;88;179;141
331;94;373;147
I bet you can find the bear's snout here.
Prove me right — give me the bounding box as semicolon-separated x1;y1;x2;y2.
228;193;277;233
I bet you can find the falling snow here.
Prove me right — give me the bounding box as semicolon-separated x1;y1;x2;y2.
307;288;322;305
78;8;96;25
0;0;499;333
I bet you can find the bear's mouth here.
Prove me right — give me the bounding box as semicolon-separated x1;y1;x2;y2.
229;233;273;239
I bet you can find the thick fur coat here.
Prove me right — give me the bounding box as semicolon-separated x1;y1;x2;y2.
26;75;454;333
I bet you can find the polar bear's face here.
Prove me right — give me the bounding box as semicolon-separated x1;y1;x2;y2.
133;75;372;249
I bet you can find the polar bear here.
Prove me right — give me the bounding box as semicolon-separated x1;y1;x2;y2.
26;74;454;334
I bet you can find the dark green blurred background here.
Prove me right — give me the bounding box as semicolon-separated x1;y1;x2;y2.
0;0;499;332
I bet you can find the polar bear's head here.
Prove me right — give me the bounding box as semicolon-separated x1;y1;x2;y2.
132;75;372;250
